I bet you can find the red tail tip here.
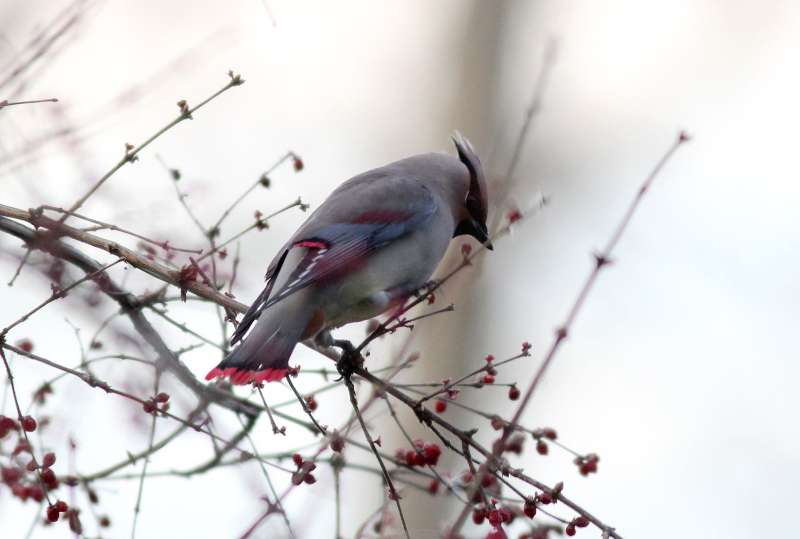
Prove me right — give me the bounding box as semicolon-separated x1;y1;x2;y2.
205;368;224;381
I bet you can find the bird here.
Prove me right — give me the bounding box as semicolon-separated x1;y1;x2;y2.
205;133;491;385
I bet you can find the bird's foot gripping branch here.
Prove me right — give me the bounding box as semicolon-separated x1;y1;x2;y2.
332;339;363;382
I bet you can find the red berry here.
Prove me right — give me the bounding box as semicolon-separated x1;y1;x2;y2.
542;428;557;440
55;500;68;512
521;341;532;354
17;339;34;353
68;509;83;534
538;492;552;505
472;507;486;524
21;416;37;432
482;375;495;384
577;453;599;475
43;452;56;468
536;440;548;455
304;395;318;412
565;524;576;536
574;516;589;528
428;479;439;495
99;516;111;527
490;416;505;430
504;435;524;455
523;500;536;518
330;433;345;453
486;528;507;539
40;468;56;484
13;439;31;456
487;509;501;527
292;453;303;466
499;507;512;523
508;386;520;400
11;483;27;500
435;400;447;413
422;443;441;466
1;466;22;483
142;400;156;414
29;485;44;502
155;392;170;403
46;505;60;522
0;415;16;437
507;208;522;224
485;354;494;363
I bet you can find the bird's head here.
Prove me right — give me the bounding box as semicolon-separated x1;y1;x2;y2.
451;132;492;250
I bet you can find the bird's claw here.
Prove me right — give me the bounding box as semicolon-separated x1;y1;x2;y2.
333;339;362;382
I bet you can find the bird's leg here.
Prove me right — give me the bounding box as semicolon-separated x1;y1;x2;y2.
314;329;334;348
332;339;362;382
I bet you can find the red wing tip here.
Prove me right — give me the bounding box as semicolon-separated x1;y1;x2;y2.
205;367;288;385
294;240;328;249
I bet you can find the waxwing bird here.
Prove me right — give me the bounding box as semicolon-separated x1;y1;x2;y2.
206;133;491;385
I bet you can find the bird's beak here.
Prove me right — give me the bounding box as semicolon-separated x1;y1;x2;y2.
454;218;493;251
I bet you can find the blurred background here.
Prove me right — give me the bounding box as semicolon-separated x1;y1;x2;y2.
2;0;799;538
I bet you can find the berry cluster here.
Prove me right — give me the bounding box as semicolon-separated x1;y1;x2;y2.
141;392;170;415
395;440;441;467
574;453;600;476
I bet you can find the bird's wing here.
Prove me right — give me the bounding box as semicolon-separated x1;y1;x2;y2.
231;174;438;344
230;248;288;345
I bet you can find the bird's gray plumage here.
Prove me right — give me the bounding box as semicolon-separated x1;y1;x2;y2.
206;134;489;384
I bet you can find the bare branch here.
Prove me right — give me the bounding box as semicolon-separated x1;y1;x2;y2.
60;71;245;221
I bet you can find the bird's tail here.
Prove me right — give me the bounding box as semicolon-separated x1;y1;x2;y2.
205;290;316;385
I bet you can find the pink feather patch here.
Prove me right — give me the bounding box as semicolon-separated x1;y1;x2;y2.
205;367;288;385
293;240;328;249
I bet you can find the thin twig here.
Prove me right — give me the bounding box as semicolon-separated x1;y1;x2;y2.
489;39;558;233
156;154;208;237
2;343;293;474
237;415;297;539
0;348;52;506
1;258;123;339
147;306;226;351
450;131;690;536
210;151;298;235
131;372;161;539
257;387;286;436
60;71;244;221
40;205;201;253
0;97;58;109
285;377;327;435
6;246;32;286
195;197;306;262
343;374;410;539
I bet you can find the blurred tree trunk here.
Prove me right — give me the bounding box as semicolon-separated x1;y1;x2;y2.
383;1;511;535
